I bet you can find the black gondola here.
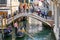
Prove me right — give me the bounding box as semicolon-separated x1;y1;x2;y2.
16;27;25;37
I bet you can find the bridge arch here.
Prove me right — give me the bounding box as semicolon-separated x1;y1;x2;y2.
7;13;53;27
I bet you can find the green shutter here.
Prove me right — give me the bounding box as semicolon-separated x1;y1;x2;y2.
18;0;24;3
22;0;24;3
26;0;28;3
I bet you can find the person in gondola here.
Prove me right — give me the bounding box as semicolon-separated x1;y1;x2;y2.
23;17;27;31
4;25;12;37
17;27;24;37
14;21;18;36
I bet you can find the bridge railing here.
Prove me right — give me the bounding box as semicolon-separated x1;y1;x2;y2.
7;12;54;26
30;13;54;26
7;13;33;24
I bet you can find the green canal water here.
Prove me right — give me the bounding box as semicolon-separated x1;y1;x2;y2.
16;29;55;40
5;18;56;40
5;28;56;40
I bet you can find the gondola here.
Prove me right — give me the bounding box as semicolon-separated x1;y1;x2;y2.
16;28;25;37
17;32;24;37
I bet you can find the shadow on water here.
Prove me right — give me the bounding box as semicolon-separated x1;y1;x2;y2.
4;36;12;40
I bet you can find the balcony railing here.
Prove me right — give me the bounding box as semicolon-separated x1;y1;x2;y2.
0;4;7;7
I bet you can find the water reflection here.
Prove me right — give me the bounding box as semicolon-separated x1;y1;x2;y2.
24;29;55;40
28;24;43;34
4;27;55;40
16;22;55;40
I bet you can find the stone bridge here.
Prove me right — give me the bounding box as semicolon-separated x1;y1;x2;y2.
7;13;54;27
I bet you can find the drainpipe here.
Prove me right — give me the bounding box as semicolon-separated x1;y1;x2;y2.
51;1;54;19
53;0;59;40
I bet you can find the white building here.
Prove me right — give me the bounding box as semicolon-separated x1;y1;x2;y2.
49;0;60;40
0;0;11;15
11;0;19;13
0;0;19;15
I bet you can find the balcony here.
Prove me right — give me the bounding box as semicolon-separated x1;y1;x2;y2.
0;0;7;7
0;0;10;10
0;4;7;7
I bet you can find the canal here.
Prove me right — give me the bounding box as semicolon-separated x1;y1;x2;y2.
5;23;55;40
4;17;56;40
5;26;56;40
16;29;55;40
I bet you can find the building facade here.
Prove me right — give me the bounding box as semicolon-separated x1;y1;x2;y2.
50;0;60;40
0;0;11;15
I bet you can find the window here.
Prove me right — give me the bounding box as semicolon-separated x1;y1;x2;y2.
0;0;7;4
31;0;33;1
30;0;33;3
0;0;7;7
26;0;28;3
22;0;24;3
18;0;24;3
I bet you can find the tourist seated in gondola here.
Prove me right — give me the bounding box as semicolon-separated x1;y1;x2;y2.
4;26;12;37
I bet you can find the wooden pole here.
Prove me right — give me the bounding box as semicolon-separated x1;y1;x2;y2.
10;0;15;40
2;17;4;40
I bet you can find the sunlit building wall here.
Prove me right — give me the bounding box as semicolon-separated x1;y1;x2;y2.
11;0;19;14
0;0;11;28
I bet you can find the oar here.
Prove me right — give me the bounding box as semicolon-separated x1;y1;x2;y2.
22;28;34;40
